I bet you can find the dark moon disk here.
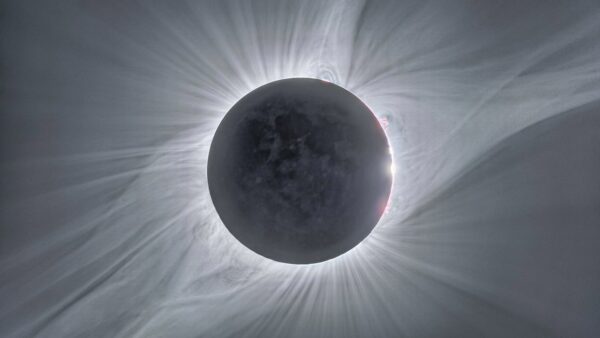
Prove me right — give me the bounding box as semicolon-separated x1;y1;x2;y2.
208;78;393;264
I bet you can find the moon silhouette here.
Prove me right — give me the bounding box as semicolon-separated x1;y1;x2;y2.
208;78;393;264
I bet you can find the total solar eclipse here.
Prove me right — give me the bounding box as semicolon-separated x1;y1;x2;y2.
208;78;393;264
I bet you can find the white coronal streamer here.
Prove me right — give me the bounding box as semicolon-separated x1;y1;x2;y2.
1;1;600;337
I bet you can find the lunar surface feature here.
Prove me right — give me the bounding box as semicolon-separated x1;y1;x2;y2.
208;78;392;264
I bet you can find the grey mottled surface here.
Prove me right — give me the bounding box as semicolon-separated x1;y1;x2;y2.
208;78;392;264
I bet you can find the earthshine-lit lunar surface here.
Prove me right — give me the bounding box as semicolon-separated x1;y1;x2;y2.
208;78;392;264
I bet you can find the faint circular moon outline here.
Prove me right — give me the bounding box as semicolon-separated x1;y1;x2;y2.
208;78;393;264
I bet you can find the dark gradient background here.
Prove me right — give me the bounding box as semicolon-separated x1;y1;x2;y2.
1;1;600;337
